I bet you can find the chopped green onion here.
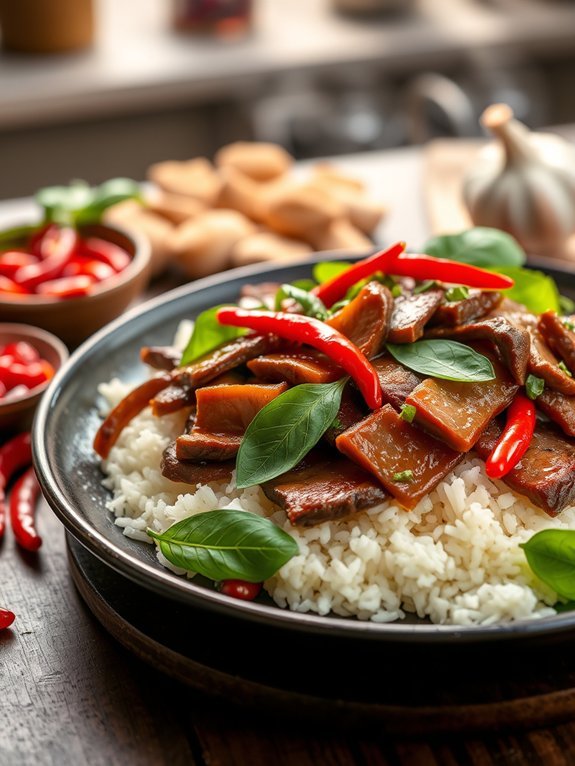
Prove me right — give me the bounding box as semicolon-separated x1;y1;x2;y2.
563;319;575;332
413;280;438;295
525;374;545;400
392;470;414;483
399;404;416;423
445;285;470;302
391;284;403;298
559;361;572;378
559;295;575;315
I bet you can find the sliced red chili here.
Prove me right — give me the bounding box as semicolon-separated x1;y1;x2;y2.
0;251;38;278
10;466;42;551
2;341;40;365
0;275;30;295
485;393;536;479
0;432;32;540
80;238;131;272
0;608;15;630
36;274;94;299
15;225;78;290
0;358;52;390
216;308;382;409
384;253;514;290
63;257;115;282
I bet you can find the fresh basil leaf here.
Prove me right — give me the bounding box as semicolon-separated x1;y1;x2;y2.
445;285;469;302
275;283;328;319
525;374;545;400
555;601;575;613
559;294;575;316
237;379;347;488
148;510;299;582
491;267;561;314
36;178;142;227
77;177;142;224
313;261;350;284
291;278;316;292
386;339;495;382
520;530;575;600
180;305;246;366
423;227;525;268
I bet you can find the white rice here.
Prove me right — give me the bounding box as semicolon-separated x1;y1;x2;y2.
97;320;569;626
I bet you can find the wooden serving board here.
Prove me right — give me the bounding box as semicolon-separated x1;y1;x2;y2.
67;535;575;737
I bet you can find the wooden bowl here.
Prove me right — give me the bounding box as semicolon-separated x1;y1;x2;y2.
0;223;151;347
0;323;69;433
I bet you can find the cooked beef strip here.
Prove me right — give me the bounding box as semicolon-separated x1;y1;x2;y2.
247;350;343;385
150;384;195;416
514;316;575;396
371;354;422;409
536;388;575;437
405;347;518;452
140;345;180;371
430;290;503;327
326;281;393;357
387;289;444;344
262;449;387;525
538;311;575;376
161;441;234;485
176;432;242;462
335;404;462;510
475;420;575;516
425;316;530;385
323;387;367;445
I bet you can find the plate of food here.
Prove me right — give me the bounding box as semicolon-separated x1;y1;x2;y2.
33;231;575;644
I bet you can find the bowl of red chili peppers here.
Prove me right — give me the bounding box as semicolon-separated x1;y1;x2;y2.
0;221;151;346
0;323;69;433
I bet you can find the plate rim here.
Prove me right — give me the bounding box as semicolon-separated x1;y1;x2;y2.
33;252;575;644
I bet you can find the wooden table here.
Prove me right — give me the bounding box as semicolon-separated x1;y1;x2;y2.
2;144;575;766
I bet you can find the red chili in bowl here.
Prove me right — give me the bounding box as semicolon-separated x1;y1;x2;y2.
0;340;55;401
0;224;131;300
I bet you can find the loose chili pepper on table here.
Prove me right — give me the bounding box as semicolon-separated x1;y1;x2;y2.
0;608;15;631
10;465;42;551
0;432;33;540
216;307;382;410
485;393;536;479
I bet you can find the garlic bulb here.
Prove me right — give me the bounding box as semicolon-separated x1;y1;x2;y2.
463;104;575;254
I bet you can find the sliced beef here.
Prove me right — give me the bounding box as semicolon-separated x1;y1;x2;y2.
405;349;518;452
538;311;575;375
425;316;530;385
247;350;343;385
176;382;288;461
150;384;195;416
326;281;393;357
161;442;234;485
387;289;444;343
475;421;575;516
262;449;387;525
431;290;503;327
323;387;366;445
536;388;575;437
335;404;462;510
517;318;575;396
371;354;422;409
140;345;180;371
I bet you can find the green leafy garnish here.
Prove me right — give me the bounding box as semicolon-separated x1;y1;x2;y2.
445;286;470;302
180;305;246;366
274;283;328;319
493;267;561;314
36;178;142;227
313;261;350;284
148;510;299;582
559;361;572;377
386;340;495;383
559;295;575;316
563;318;575;332
413;280;438;295
423;227;525;268
399;404;416;423
520;530;575;600
393;470;414;483
0;224;40;248
525;374;545;400
391;284;403;298
236;379;347;488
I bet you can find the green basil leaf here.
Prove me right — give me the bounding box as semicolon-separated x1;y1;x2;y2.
148;510;299;582
555;601;575;613
559;294;575;316
525;374;545;400
386;339;495;382
423;227;525;268
291;278;317;292
236;379;347;488
491;266;561;314
77;177;142;224
520;530;575;600
180;305;246;366
313;261;350;284
275;283;328;319
445;285;470;302
36;178;142;227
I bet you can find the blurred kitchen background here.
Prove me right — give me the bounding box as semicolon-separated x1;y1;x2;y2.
0;0;574;200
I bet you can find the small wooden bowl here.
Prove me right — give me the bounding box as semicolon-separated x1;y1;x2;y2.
0;223;151;347
0;323;69;433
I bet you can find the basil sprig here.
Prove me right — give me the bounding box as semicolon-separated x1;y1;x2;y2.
525;374;545;400
489;266;561;314
423;227;525;268
275;283;328;319
236;378;347;488
521;530;575;601
148;510;298;582
386;340;495;383
180;305;246;366
313;261;351;284
36;177;142;227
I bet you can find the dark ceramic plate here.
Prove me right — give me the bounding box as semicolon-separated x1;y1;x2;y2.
33;253;575;644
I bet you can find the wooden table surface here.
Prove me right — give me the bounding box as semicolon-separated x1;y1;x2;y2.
2;144;575;766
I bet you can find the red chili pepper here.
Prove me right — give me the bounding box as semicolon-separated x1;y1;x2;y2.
0;275;31;295
485;393;536;479
0;358;52;391
311;242;406;307
0;433;32;540
14;226;78;290
216;308;382;409
0;251;38;278
36;274;94;299
10;466;42;551
0;608;15;630
383;253;515;290
80;238;131;272
219;580;262;601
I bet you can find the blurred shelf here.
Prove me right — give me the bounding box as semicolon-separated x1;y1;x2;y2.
1;0;575;130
